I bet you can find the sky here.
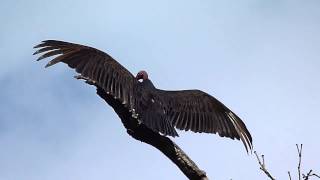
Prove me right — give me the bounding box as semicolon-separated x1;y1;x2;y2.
1;0;320;179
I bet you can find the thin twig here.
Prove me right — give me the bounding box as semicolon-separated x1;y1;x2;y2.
314;174;320;178
288;171;292;180
297;144;303;180
303;170;320;180
254;151;276;180
304;170;313;180
257;144;319;180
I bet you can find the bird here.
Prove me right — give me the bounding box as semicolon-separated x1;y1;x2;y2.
34;40;252;152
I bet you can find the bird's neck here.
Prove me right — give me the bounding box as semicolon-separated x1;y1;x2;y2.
141;79;156;89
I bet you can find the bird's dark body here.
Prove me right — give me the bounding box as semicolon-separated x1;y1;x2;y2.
135;79;179;136
34;40;253;152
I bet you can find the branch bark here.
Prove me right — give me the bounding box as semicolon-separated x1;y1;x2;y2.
76;75;208;180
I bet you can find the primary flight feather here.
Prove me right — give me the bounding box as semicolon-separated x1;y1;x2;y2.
34;40;253;152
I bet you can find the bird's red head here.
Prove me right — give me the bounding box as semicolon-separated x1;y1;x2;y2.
136;70;148;81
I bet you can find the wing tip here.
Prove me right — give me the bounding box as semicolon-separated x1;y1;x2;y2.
36;55;45;61
33;40;49;49
33;40;67;49
33;50;40;55
45;61;53;68
226;111;253;154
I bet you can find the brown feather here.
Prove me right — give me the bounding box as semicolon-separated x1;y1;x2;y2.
155;89;253;152
34;40;137;113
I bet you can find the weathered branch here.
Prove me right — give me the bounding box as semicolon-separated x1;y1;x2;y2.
75;75;208;180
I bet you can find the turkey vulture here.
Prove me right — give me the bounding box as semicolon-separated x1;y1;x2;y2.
34;40;252;152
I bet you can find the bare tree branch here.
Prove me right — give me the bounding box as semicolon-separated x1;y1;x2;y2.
256;144;319;180
254;151;276;180
75;75;208;180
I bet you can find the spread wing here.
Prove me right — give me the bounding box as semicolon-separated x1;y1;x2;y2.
156;89;252;152
34;40;137;110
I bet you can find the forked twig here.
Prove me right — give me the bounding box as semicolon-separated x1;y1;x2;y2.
303;170;320;180
254;151;276;180
256;144;319;180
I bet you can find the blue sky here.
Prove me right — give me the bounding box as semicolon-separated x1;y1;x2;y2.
1;0;320;179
